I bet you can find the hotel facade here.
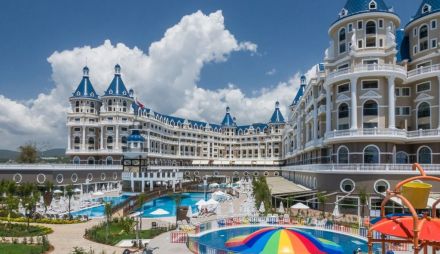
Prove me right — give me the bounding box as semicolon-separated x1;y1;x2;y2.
65;0;440;213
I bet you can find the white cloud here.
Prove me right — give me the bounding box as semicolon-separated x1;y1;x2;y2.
0;10;314;150
265;68;277;76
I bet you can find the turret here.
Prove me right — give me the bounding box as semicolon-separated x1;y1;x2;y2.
102;64;134;113
69;66;101;114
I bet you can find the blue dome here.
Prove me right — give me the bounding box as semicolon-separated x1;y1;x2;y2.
127;130;145;142
71;66;99;99
336;0;393;23
408;0;440;26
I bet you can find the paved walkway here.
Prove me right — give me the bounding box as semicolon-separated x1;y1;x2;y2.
148;230;192;254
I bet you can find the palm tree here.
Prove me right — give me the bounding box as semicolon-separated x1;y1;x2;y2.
358;187;370;219
316;192;328;216
104;202;112;242
137;193;147;230
65;185;75;220
43;181;54;213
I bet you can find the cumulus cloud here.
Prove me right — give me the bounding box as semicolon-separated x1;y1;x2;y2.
0;10;314;149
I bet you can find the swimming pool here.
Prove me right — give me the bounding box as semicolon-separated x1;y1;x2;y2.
190;226;370;254
70;195;130;218
140;192;210;218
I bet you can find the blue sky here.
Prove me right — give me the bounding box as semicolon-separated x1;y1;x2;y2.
0;0;419;101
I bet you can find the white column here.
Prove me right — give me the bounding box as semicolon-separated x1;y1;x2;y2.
388;76;396;129
438;76;440;129
67;127;71;150
297;115;302;148
141;173;145;192
115;126;119;150
130;174;135;192
313;102;318;140
350;78;358;130
149;180;153;191
325;86;332;132
82;127;86;151
100;126;104;150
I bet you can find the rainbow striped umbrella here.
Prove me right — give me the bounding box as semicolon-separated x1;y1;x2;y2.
225;227;343;254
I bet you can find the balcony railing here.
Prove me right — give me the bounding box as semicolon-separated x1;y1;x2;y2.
327;64;406;80
408;64;440;78
283;163;440;172
325;128;407;139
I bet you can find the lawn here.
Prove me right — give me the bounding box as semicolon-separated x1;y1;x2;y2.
0;223;53;237
0;243;48;254
85;219;171;245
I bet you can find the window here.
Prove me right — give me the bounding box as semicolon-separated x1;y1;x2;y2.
432;20;437;29
422;4;431;14
363;59;378;65
340;179;355;193
418;146;432;164
420;25;429;51
374;180;390;194
369;1;377;10
366;37;376;47
395;87;410;97
74;136;80;144
397;106;411;116
106;156;113;165
379;39;383;47
338;103;349;119
339;28;346;54
73;156;80;164
338;64;349;70
338;146;349;164
379;19;384;28
364;145;380;164
417;82;431;93
358;21;363;30
432;38;438;48
362;80;378;89
358;40;363;49
414;28;418;37
414;45;418;54
363;100;378;116
348;23;353;32
107;136;113;144
366;21;376;34
417;102;431;129
338;83;349;93
396;151;409;164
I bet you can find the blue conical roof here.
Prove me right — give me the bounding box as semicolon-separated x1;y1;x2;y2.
269;102;285;124
221;107;236;127
336;0;393;22
410;0;440;25
71;66;99;99
103;64;130;97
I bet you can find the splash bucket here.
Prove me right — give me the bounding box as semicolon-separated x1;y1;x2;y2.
402;181;432;209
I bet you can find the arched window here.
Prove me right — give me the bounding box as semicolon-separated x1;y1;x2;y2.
75;101;80;107
339;28;346;54
338;103;349;130
74;136;80;144
369;1;377;9
396;151;409;164
106;156;113;165
363;100;378;128
87;157;95;165
418;146;432;164
123;101;127;107
420;25;428;39
417;102;431;129
90;102;95;108
108;100;112;106
366;21;376;34
364;145;380;164
337;146;349;164
88;137;94;145
107;136;113;144
419;25;429;51
73;156;80;164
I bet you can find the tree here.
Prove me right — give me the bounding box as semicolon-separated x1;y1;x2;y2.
137;193;147;230
21;184;40;230
17;143;38;163
5;181;18;226
170;193;182;226
43;181;54;213
358;187;370;218
65;185;75;220
316;192;328;215
104;202;112;242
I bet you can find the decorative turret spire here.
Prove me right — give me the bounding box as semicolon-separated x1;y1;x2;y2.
83;66;89;77
103;64;130;97
300;75;306;86
269;101;285;124
221;106;236;127
115;64;121;75
70;66;99;99
337;0;393;20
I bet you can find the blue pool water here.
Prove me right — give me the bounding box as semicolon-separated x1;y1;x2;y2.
70;195;130;218
140;192;210;218
195;226;370;254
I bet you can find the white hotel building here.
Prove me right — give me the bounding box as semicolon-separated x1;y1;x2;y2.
65;0;440;212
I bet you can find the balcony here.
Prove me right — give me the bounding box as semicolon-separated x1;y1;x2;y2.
304;138;323;151
283;163;440;173
325;128;407;143
326;64;406;83
407;64;440;81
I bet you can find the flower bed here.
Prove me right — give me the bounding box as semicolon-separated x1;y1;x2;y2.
0;217;83;224
0;223;53;237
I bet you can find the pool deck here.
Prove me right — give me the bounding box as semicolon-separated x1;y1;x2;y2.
148;230;192;254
